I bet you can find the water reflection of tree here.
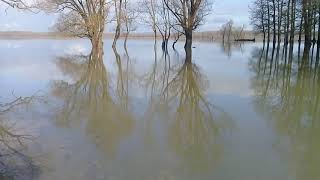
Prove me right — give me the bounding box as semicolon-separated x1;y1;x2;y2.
220;41;244;57
0;96;39;179
161;55;230;172
113;45;138;111
137;44;177;148
140;47;179;103
51;48;134;156
249;46;320;179
138;47;232;172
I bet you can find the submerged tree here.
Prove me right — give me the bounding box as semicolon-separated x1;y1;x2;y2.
122;0;138;47
138;0;174;51
163;0;212;55
220;20;234;43
219;20;245;44
138;0;157;41
249;0;267;43
155;0;173;51
42;0;111;50
112;0;123;47
249;0;320;68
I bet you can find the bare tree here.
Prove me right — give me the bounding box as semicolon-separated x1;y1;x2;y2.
155;0;173;51
52;12;88;37
41;0;111;51
220;24;227;43
224;20;234;42
122;0;138;48
220;20;245;42
0;0;30;9
138;0;157;41
233;25;245;40
163;0;212;56
112;0;123;47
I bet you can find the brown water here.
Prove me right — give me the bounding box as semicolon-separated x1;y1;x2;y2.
0;39;319;180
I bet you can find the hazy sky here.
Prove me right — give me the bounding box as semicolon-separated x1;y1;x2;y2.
0;0;252;32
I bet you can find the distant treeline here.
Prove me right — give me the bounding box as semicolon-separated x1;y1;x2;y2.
0;31;257;41
121;31;255;41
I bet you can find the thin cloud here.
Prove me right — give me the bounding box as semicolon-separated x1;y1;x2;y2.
0;22;20;31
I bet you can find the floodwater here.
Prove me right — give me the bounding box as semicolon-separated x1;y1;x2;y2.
0;39;319;180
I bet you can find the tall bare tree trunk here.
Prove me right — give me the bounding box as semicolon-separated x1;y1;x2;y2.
312;1;317;43
272;0;277;49
90;9;105;61
303;0;312;45
285;0;291;46
289;0;296;63
113;0;123;48
302;0;312;66
311;0;317;65
222;28;226;44
277;0;284;46
316;4;320;67
91;34;104;63
124;0;129;48
185;28;193;62
266;3;271;61
298;16;303;61
151;0;157;43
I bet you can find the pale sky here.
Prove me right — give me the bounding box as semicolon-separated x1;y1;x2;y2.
0;0;252;32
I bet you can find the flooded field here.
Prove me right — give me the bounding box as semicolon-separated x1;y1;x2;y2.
0;39;319;180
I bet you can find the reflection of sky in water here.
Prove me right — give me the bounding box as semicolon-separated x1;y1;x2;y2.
0;39;256;98
0;40;90;96
0;39;318;180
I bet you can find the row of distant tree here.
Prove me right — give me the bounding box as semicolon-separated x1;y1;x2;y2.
249;0;320;66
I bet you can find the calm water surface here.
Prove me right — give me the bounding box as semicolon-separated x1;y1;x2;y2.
0;39;319;180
